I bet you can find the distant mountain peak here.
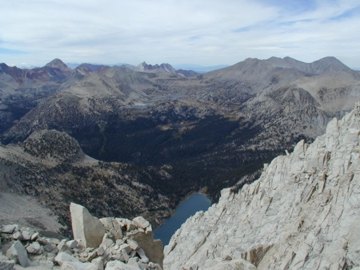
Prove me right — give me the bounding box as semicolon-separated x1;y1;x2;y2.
311;56;351;73
225;56;352;76
139;61;148;67
318;56;340;61
45;58;69;71
243;57;260;63
137;62;176;73
0;63;9;71
313;56;345;66
76;63;107;72
267;56;283;62
283;56;297;61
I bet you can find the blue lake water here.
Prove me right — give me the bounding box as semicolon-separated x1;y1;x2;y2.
154;193;211;245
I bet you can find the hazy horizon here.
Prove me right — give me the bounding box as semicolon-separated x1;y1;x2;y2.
1;1;360;68
4;56;358;72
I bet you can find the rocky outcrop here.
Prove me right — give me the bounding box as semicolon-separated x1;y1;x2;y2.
0;203;163;269
164;103;360;269
23;130;84;163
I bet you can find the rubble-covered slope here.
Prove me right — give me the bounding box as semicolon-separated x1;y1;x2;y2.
164;103;360;270
0;203;163;270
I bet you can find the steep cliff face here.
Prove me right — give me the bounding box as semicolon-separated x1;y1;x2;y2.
164;103;360;270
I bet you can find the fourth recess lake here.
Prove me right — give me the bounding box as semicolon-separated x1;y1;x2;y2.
154;193;211;245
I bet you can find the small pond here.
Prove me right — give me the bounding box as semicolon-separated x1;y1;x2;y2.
154;193;211;245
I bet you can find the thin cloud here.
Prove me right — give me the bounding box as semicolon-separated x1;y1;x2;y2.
0;0;359;67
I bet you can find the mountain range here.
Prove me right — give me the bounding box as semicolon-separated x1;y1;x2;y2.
0;56;359;231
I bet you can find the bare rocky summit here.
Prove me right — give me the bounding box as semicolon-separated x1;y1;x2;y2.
45;59;71;73
164;103;360;269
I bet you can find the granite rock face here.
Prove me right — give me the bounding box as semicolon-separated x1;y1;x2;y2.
164;103;360;269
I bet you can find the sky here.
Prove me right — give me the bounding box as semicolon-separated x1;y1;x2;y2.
1;0;360;68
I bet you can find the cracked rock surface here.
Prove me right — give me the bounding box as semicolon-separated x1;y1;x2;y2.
164;103;360;270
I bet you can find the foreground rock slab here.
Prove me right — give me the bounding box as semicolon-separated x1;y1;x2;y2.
70;203;106;248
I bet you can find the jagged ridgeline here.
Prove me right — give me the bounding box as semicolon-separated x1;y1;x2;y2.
0;56;360;232
164;103;360;269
